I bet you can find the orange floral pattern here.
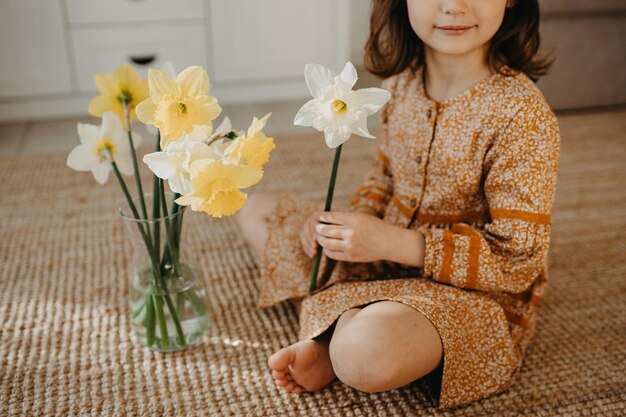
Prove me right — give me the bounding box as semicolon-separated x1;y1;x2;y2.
257;65;561;408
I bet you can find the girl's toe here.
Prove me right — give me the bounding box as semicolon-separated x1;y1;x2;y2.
272;370;286;379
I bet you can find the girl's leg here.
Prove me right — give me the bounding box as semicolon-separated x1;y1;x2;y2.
329;301;443;393
268;300;443;394
236;192;281;261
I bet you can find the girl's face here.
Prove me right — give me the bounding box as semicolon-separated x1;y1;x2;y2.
407;0;511;57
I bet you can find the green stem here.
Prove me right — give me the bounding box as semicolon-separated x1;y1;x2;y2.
153;294;170;348
122;99;150;225
147;141;185;347
145;295;156;346
159;179;181;275
309;143;343;292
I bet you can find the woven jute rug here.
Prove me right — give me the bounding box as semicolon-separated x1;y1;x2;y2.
1;108;625;416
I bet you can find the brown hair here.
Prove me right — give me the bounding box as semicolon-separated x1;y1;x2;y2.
364;0;554;82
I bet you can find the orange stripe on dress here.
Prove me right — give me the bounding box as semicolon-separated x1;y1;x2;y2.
378;150;390;166
418;211;485;225
439;231;455;284
490;208;551;225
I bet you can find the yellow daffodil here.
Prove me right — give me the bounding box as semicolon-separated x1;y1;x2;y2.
67;112;142;184
224;113;276;169
175;159;263;218
88;64;148;130
136;66;222;149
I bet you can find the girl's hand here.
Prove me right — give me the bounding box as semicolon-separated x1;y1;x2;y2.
300;210;322;258
315;211;397;263
316;211;426;266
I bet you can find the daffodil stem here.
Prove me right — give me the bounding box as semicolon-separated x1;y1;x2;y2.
159;179;181;275
309;144;343;293
122;99;149;227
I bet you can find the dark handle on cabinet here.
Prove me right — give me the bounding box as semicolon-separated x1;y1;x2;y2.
129;54;157;66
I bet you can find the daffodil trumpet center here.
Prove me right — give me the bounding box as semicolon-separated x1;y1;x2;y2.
95;138;115;162
118;89;133;105
331;99;348;115
173;101;188;116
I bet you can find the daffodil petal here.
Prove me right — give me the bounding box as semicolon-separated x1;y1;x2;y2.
88;95;120;118
135;99;156;125
101;112;124;140
203;189;247;218
175;194;203;209
92;163;111;184
177;66;209;98
304;63;336;99
66;144;96;171
230;163;264;189
324;131;351;148
161;61;177;79
353;87;391;116
77;123;101;145
338;61;358;90
143;151;177;180
169;174;191;194
211;117;232;139
94;73;117;94
148;69;178;102
246;113;271;137
349;111;375;139
293;98;319;127
187;124;212;141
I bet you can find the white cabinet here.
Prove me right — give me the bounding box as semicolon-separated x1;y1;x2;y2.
72;24;208;92
209;0;348;82
65;0;204;24
0;0;72;98
0;0;352;122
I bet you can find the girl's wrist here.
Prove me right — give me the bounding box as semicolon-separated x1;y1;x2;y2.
383;225;426;268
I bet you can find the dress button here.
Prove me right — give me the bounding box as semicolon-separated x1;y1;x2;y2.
426;108;432;119
416;155;422;164
410;198;417;208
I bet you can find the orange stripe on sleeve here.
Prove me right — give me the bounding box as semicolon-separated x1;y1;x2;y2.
450;223;480;288
490;208;551;225
439;231;455;284
392;196;414;218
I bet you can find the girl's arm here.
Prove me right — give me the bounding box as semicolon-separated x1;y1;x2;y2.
421;101;561;294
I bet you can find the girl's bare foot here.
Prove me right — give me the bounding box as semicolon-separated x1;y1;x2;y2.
267;330;336;394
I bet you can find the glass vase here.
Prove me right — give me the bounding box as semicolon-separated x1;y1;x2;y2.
120;192;210;352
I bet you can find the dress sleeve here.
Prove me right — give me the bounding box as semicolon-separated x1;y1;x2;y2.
349;77;396;217
422;101;561;294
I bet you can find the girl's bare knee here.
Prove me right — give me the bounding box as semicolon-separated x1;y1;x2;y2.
328;317;395;393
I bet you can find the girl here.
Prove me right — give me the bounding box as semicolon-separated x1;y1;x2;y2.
236;0;560;408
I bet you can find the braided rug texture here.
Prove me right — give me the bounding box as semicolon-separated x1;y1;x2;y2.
1;109;625;416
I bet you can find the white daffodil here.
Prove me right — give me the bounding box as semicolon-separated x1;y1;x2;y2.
207;116;233;144
67;112;142;184
294;61;391;148
143;135;216;194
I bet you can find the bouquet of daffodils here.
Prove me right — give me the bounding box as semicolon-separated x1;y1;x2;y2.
67;64;275;350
